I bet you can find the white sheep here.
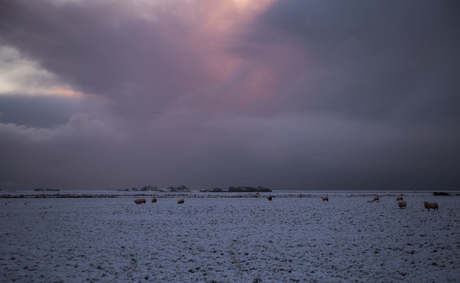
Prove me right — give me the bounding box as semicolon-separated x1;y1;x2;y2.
134;198;146;204
397;201;407;209
423;201;438;211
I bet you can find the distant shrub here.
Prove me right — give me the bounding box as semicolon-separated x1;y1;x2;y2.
168;186;191;192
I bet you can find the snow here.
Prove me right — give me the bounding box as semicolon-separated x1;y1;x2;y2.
1;193;459;282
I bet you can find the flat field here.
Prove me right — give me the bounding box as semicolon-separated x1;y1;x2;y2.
1;194;459;282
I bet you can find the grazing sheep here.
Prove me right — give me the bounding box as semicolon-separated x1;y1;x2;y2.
424;201;438;211
321;196;329;202
397;201;407;209
396;196;403;201
134;198;146;204
151;198;157;203
267;196;273;201
177;199;184;204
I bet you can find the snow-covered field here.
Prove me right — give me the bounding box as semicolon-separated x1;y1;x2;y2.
1;194;459;282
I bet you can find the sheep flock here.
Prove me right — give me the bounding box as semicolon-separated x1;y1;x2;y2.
132;195;441;211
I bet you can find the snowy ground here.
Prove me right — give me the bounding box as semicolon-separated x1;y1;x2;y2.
1;194;459;282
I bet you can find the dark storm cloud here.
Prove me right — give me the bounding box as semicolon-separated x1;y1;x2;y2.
0;112;127;190
254;0;460;123
0;0;223;116
0;95;85;128
0;0;459;191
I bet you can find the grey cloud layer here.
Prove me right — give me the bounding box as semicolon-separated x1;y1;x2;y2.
256;0;460;123
1;0;459;190
1;0;222;113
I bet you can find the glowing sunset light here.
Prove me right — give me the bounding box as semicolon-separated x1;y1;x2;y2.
233;0;275;10
54;88;84;97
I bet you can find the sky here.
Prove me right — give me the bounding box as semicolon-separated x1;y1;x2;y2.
1;0;459;191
